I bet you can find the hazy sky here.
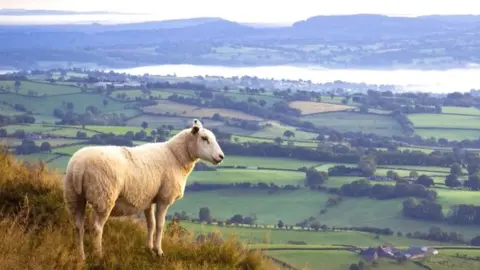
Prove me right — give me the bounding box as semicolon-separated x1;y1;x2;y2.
1;0;479;23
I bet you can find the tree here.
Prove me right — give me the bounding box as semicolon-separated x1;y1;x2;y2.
450;163;462;176
277;220;284;229
416;175;434;188
471;236;480;246
259;100;267;107
358;155;376;177
198;207;211;222
141;121;148;129
349;263;359;270
464;174;480;190
14;80;21;93
274;137;283;145
445;174;462;188
283;130;295;139
0;128;6;137
40;142;51;152
66;102;74;111
305;168;328;187
409;171;419;179
103;99;109;107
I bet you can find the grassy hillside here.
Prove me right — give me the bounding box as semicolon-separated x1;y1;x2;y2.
299;112;403;137
0;149;276;270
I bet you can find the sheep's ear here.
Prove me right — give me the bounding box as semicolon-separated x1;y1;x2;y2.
191;126;200;134
192;118;203;128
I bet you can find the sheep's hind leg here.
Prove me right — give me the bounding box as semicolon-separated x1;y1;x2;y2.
144;205;155;252
92;206;114;259
153;202;170;257
75;196;87;261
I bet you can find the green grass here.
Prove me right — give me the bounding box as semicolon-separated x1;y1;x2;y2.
408;114;480;129
44;155;70;173
0;93;126;116
300;112;403;137
220;155;320;170
217;92;282;107
180;222;447;247
265;250;362;270
0;80;81;96
232;135;318;148
436;189;480;208
250;122;318;140
420;253;480;270
415;129;480;141
442;106;480;116
112;89;192;100
0;103;23;116
102;109;143;118
171;189;480;239
189;169;305;186
85;125;153;135
0;138;84;147
126;115;256;136
3;124;57;134
53;144;93;155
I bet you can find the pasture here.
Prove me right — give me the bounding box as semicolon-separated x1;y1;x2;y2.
300;112;403;137
218;92;282;107
250;122;318;140
180;222;445;247
288;101;354;115
415;129;480;141
171;189;480;239
0;93;126;116
408;114;480;129
442;106;480;116
219;155;320;170
189;169;305;186
142;100;262;121
0;80;80;96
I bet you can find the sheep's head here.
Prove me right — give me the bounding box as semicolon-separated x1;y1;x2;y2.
190;119;225;165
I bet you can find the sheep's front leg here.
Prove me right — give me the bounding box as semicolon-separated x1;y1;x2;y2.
153;202;170;257
144;205;155;251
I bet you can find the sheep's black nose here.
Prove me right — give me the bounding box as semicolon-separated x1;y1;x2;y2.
219;154;224;160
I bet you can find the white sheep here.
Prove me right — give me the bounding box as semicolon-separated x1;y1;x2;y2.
63;119;225;261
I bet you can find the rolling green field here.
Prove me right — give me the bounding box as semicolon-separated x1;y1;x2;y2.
415;129;480;141
180;222;446;247
112;89;193;100
170;189;480;239
409;114;480;129
219;155;320;170
250;122;318;140
0;80;81;96
189;169;305;185
0;93;126;116
300;112;404;136
218;92;282;107
442;106;480;116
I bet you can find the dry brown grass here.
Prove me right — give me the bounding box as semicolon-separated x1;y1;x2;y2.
0;147;278;270
143;100;262;121
289;101;354;115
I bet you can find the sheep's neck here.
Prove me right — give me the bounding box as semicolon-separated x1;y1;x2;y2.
167;138;198;177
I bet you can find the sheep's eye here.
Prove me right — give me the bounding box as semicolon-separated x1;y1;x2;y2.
201;136;209;143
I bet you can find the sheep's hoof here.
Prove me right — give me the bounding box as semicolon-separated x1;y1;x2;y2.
152;248;164;258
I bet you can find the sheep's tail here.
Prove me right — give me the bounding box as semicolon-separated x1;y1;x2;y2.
63;164;86;217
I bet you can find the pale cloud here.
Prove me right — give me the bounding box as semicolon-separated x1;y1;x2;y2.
1;0;479;23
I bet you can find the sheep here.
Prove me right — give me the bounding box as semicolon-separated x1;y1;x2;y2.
63;119;225;261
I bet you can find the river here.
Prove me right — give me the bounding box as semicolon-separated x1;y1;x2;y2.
112;64;480;94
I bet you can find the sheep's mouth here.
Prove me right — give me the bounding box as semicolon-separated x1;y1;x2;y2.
212;158;222;165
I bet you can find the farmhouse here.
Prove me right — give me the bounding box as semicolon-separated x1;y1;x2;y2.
359;245;438;261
